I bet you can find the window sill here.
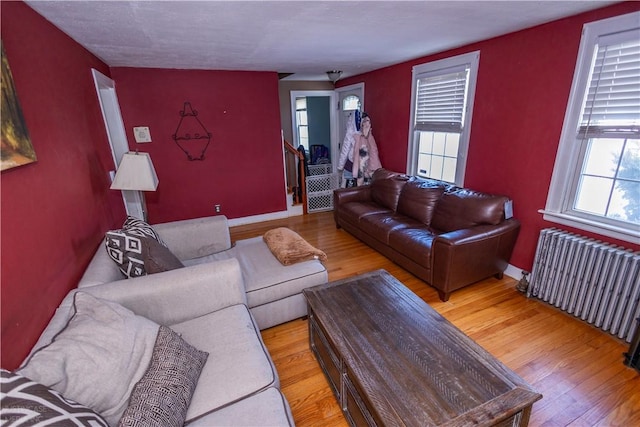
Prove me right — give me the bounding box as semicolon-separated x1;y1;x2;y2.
539;210;640;245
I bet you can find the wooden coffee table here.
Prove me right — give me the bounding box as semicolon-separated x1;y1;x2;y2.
303;270;542;426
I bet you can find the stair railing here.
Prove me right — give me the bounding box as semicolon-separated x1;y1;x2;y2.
283;139;307;214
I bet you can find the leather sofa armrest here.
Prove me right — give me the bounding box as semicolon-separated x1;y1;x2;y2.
431;219;521;299
333;187;372;225
433;219;520;246
333;186;372;205
154;215;232;260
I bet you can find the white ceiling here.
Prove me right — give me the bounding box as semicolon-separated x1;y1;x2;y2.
25;1;617;81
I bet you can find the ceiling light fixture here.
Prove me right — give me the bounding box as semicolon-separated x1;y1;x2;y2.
327;70;342;83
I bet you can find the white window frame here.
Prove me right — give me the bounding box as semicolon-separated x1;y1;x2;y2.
542;11;640;244
406;50;480;185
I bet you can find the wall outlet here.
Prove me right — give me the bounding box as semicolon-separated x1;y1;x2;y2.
215;204;221;213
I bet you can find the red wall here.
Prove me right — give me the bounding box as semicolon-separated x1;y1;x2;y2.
109;68;286;223
1;2;125;369
2;0;638;371
339;1;640;270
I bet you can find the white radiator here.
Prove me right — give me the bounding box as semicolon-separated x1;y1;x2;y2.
528;228;640;343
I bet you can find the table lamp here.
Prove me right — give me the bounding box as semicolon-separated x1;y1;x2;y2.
110;151;158;221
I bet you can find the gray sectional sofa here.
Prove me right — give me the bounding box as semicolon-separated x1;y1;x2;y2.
79;215;328;329
18;258;295;425
11;215;330;425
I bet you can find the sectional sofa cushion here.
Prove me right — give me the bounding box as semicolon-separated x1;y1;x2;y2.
170;304;278;422
182;236;327;323
396;179;446;225
187;387;294;426
431;189;508;232
119;326;208;427
18;292;159;426
0;369;109;426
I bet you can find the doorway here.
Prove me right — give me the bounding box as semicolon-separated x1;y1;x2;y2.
290;90;337;168
335;83;364;166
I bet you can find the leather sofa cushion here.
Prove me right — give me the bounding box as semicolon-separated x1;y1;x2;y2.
397;179;446;225
431;189;508;232
388;227;436;266
339;202;392;225
359;214;423;244
370;169;409;211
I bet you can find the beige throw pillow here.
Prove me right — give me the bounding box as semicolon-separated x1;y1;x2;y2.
18;292;160;426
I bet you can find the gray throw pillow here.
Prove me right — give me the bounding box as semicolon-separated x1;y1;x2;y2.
118;326;208;427
143;237;184;274
18;292;159;426
1;369;109;426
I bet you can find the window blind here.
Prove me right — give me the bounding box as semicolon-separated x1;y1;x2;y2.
414;67;469;133
579;32;640;138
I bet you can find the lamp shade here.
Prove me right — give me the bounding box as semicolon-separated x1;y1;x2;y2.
110;152;159;191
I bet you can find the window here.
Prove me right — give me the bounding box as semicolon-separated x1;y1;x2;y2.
543;12;640;244
342;95;360;111
407;51;480;185
295;97;309;150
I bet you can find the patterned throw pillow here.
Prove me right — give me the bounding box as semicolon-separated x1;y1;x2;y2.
1;369;109;426
143;237;184;274
118;326;209;427
122;216;167;247
105;230;183;278
105;230;146;278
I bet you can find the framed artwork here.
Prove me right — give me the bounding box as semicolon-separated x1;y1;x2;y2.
1;41;36;171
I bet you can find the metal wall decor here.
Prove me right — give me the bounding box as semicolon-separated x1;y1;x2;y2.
172;101;212;161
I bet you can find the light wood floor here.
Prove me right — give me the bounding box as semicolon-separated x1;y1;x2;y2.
230;211;640;427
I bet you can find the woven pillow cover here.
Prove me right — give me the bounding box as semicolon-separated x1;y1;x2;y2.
118;326;209;427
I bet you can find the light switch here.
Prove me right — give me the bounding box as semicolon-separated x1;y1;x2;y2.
133;126;152;143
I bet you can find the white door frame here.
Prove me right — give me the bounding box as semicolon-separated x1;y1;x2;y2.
335;83;365;169
290;90;338;170
92;69;144;219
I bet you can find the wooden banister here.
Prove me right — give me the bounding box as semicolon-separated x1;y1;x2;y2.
283;140;307;214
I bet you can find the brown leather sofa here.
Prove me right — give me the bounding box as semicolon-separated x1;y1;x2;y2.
333;169;520;301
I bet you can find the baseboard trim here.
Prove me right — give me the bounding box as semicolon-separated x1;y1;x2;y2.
229;212;527;284
227;211;288;227
504;263;525;281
